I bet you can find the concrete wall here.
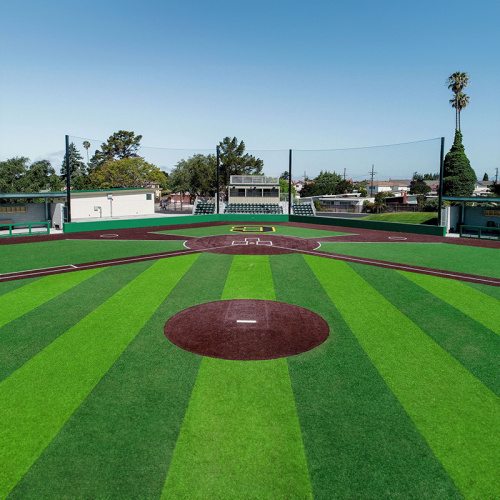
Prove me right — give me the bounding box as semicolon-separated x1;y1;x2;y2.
0;203;49;224
70;190;155;219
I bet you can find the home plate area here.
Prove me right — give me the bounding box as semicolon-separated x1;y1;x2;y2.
184;234;319;254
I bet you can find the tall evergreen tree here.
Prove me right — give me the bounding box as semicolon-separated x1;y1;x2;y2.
61;142;87;187
483;173;489;181
89;130;142;171
442;130;476;197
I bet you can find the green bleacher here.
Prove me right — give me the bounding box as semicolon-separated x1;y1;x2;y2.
194;203;216;215
292;204;315;216
224;203;283;214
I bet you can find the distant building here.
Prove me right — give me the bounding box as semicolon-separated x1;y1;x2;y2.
227;175;280;204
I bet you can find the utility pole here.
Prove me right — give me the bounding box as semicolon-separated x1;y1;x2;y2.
343;168;346;180
495;167;499;183
369;164;377;197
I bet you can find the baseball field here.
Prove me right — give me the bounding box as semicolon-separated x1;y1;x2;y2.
1;221;499;499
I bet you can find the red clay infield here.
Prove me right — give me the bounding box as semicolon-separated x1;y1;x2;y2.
164;299;330;360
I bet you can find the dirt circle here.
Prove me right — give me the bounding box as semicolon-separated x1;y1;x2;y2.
164;299;329;360
184;234;319;255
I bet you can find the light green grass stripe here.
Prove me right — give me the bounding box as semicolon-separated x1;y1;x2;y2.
0;254;199;499
400;271;500;335
163;255;312;498
222;254;276;300
162;357;312;499
0;269;102;328
305;255;500;500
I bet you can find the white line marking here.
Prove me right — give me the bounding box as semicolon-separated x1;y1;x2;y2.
237;320;257;323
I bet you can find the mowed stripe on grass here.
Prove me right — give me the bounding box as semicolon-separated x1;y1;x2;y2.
0;262;154;382
0;254;199;499
163;255;313;498
353;263;500;395
271;253;460;499
9;252;232;499
0;268;101;328
306;255;500;499
400;270;500;335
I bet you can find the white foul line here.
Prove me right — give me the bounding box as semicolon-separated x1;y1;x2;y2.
237;320;257;323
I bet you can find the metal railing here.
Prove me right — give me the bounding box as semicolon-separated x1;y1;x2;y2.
0;222;50;237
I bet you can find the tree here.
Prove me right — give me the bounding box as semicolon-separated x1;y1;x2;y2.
279;178;296;200
217;137;263;188
447;72;470;131
335;179;354;195
280;171;289;181
171;154;217;199
89;130;142;170
358;187;368;197
61;142;87;187
442;130;476;197
300;182;321;197
489;182;500;196
374;191;394;213
89;157;167;189
314;170;342;195
83;141;91;164
0;157;29;193
409;178;431;195
483;173;489;181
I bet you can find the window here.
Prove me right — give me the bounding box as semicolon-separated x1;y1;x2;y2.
146;194;152;200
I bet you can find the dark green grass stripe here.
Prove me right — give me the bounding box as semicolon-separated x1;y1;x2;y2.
0;239;185;273
318;242;500;278
351;263;500;395
0;261;154;382
0;255;198;499
9;252;232;499
400;271;500;335
463;281;500;300
0;269;102;328
271;253;460;499
306;256;499;499
0;278;39;297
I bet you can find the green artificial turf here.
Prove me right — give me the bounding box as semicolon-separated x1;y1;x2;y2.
163;254;312;498
0;262;154;381
401;271;500;334
9;252;232;499
0;277;39;297
464;280;500;301
0;268;102;329
153;224;350;238
271;253;460;499
306;255;500;499
318;242;500;278
0;239;186;273
361;212;438;224
0;255;199;499
352;263;500;395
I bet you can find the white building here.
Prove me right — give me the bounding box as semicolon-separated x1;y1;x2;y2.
70;188;156;219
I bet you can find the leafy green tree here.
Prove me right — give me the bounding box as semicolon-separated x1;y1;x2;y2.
21;160;62;193
280;171;289;181
442;130;476;197
171;154;217;199
61;142;87;187
217;137;263;188
409;179;431;195
300;182;321;197
358;187;368;197
89;130;142;170
0;157;29;193
335;179;354;194
374;191;394;213
314;170;342;195
447;72;470;131
489;181;500;196
89;157;166;189
483;173;489;181
279;178;296;199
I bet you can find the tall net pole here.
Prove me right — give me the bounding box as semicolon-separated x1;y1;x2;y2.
288;149;292;215
438;137;445;226
65;135;71;223
216;146;220;214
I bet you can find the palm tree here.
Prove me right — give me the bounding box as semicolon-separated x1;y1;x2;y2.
447;72;470;130
83;141;90;164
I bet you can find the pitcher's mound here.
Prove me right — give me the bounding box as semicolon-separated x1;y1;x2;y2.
164;299;329;360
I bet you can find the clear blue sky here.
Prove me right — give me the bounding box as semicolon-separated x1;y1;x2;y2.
1;0;499;181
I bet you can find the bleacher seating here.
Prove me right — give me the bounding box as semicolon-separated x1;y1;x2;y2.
292;204;315;216
224;203;283;214
194;203;216;215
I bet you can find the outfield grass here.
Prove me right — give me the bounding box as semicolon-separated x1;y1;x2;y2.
1;230;498;499
0;239;185;274
319;241;500;278
361;212;438;224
